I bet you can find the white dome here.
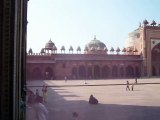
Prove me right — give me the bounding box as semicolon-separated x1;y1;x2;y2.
125;29;140;48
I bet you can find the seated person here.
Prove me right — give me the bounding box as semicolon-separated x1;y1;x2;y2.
89;94;98;104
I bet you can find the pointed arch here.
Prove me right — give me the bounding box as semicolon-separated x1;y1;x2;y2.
102;65;110;78
72;67;78;79
45;67;54;80
78;65;86;79
120;67;124;78
152;42;160;76
126;66;134;77
112;66;118;78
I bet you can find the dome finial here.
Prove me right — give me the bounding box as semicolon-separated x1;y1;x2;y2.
94;35;96;40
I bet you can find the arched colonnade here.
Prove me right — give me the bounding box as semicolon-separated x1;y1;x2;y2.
27;64;141;80
71;64;140;79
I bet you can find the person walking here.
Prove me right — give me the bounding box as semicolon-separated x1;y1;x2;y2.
135;77;138;84
131;83;134;91
126;81;130;91
35;89;40;99
42;85;48;102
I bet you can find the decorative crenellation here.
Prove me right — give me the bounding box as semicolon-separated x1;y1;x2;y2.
27;46;139;55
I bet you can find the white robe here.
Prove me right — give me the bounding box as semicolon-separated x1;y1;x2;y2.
34;103;48;120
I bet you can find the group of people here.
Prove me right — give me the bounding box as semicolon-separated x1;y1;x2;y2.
126;78;138;91
27;85;48;120
26;78;139;120
88;79;138;105
34;85;48;103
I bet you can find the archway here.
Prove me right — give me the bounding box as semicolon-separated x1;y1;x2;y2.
72;67;78;79
78;65;86;79
32;67;43;80
120;67;124;78
151;43;160;76
45;67;54;80
112;66;118;78
126;66;134;77
102;65;110;78
94;65;100;79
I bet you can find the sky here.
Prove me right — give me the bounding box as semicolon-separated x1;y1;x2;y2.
27;0;160;53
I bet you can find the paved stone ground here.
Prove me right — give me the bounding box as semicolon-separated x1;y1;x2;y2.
26;78;160;120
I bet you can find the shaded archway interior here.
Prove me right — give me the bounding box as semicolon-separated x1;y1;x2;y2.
152;43;160;76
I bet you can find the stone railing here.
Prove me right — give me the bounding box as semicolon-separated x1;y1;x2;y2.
27;51;140;56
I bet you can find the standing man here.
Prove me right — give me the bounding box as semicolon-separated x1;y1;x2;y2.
35;89;40;99
131;83;134;91
135;77;138;84
42;85;48;103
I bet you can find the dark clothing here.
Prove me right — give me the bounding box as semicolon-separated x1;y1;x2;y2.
135;78;137;84
89;95;98;104
131;84;134;91
126;81;130;91
126;85;130;91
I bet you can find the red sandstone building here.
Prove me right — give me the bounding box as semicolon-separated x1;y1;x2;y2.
27;20;160;80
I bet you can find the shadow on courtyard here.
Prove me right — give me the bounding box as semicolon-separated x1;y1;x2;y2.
27;82;160;120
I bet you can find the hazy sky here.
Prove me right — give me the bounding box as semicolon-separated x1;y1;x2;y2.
27;0;160;53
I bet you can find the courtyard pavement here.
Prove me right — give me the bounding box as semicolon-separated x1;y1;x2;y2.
26;78;160;120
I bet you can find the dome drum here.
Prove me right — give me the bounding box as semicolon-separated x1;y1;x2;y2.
85;36;107;54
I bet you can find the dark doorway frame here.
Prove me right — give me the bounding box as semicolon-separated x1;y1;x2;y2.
0;0;28;120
